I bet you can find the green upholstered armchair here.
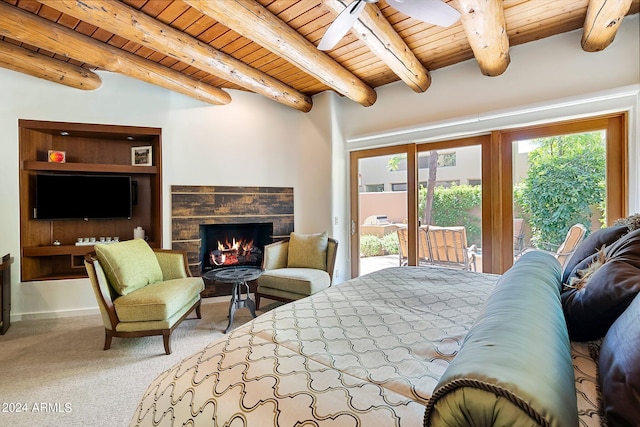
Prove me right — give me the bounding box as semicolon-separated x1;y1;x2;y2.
255;232;338;309
84;239;204;355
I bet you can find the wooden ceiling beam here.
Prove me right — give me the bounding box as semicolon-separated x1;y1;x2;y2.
582;0;633;52
0;39;102;91
322;0;431;93
0;2;231;106
457;0;510;76
39;0;313;112
185;0;377;106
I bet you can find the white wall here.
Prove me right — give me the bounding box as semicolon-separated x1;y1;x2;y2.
0;69;320;320
1;15;638;320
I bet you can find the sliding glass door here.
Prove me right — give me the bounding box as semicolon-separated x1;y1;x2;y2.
350;137;488;277
349;113;627;278
504;115;627;267
350;145;411;277
416;143;484;271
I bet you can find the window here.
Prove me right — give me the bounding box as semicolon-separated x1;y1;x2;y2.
513;131;606;250
364;184;384;192
500;114;626;273
397;152;458;170
350;113;626;278
392;183;407;191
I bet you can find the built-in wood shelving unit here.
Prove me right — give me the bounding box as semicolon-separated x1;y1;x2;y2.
19;120;163;282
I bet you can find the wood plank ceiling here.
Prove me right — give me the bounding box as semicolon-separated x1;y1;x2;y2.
0;0;638;112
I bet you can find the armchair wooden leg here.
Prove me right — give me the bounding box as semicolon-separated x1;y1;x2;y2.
195;300;202;319
255;293;261;310
104;329;113;350
162;330;171;355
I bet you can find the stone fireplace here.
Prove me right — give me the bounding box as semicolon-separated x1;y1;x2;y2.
171;185;294;297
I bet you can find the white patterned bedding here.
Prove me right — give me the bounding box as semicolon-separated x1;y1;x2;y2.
131;266;604;426
131;267;497;426
571;340;605;427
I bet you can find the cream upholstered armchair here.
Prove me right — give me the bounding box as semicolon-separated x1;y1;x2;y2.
84;239;204;355
255;232;338;309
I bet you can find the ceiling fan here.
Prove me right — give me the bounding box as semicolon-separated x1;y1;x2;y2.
318;0;461;51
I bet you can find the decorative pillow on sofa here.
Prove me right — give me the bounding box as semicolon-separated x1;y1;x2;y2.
287;232;328;270
562;228;640;341
95;238;163;296
561;224;628;284
599;293;640;426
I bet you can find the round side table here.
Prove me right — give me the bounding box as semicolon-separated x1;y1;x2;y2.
210;266;261;333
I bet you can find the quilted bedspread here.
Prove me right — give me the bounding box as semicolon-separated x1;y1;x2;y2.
131;266;500;426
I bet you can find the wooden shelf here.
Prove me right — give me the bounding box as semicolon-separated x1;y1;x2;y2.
23;245;95;257
28;272;89;281
23;241;159;257
23;160;157;174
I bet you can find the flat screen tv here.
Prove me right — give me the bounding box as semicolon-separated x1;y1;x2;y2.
34;174;132;220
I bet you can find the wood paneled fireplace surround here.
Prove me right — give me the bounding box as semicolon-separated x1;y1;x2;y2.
171;186;294;297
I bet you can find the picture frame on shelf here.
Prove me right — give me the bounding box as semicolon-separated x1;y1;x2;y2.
131;145;152;166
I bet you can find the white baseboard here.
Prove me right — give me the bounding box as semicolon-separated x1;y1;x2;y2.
11;307;101;322
9;295;238;322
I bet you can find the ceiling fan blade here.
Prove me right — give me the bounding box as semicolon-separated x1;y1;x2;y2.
388;0;460;27
318;0;367;51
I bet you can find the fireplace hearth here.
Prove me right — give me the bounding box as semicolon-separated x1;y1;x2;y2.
199;223;273;274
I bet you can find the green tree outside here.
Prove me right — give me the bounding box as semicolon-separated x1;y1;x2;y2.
514;132;606;246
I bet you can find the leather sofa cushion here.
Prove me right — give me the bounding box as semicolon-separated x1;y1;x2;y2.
113;277;204;322
561;224;628;284
95;238;163;296
287;232;328;270
562;228;640;341
425;251;577;427
599;293;640;426
258;268;330;296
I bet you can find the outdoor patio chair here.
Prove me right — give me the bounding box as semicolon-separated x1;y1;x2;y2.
396;226;430;266
425;225;477;271
514;218;526;257
533;223;587;267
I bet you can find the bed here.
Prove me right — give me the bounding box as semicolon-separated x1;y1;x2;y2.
131;252;604;427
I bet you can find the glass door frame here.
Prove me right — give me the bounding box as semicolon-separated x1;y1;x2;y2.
498;113;628;272
349;144;416;278
349;135;491;278
349;113;627;279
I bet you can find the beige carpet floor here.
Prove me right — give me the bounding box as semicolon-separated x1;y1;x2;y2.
0;297;276;427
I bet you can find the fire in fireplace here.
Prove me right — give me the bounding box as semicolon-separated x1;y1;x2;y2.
199;222;273;273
